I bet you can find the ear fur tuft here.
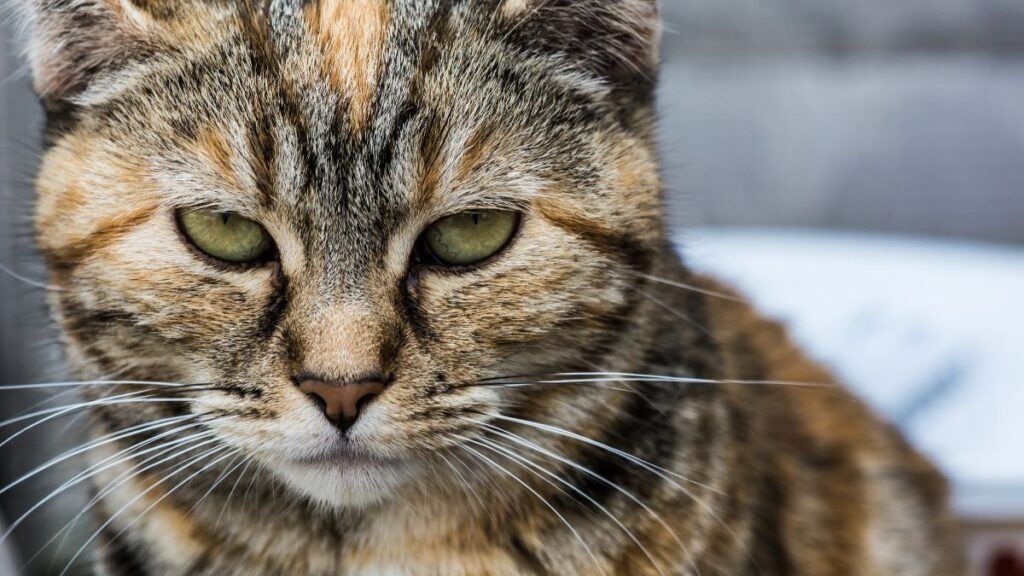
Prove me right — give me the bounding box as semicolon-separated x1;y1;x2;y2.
501;0;661;99
14;0;157;101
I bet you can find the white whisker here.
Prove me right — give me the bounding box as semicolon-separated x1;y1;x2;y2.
0;262;62;292
60;444;237;575
0;418;221;545
494;372;830;389
0;395;208;451
186;453;247;517
627;271;745;303
0;414;196;497
632;287;714;337
436;449;489;517
0;380;196;391
462;417;697;572
215;456;255;530
23;431;223;568
468;435;667;576
488;413;723;497
455;437;607;576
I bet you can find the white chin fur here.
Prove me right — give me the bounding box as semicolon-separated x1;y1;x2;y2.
272;459;413;509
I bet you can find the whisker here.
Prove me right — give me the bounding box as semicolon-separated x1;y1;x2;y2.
461;417;696;571
240;458;263;512
468;435;667;576
0;417;225;545
0;380;206;392
0;385;214;431
435;449;489;517
625;271;745;303
0;262;62;292
487;413;723;497
185;453;247;517
61;444;238;575
631;286;714;337
0;414;197;497
479;372;831;389
447;445;514;511
454;437;607;576
19;431;224;568
484;413;751;570
214;456;255;530
0;395;211;452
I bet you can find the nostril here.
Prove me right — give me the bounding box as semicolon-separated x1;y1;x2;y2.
356;392;379;415
305;392;327;413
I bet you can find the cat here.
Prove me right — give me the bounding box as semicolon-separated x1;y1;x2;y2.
16;0;964;574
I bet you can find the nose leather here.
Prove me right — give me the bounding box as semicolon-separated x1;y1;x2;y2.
299;378;385;432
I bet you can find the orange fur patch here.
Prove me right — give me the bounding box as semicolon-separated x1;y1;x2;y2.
534;198;639;260
305;0;389;132
36;136;161;266
194;128;240;188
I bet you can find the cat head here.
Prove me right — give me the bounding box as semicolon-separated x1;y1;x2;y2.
24;0;666;508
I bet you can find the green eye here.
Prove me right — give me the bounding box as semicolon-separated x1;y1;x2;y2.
177;209;273;264
420;210;520;267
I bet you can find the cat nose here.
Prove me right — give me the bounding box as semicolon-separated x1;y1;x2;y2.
298;377;386;432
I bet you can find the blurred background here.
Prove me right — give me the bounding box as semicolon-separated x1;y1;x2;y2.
2;1;1023;574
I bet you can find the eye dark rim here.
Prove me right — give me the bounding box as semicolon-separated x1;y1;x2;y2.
411;210;524;273
173;209;279;271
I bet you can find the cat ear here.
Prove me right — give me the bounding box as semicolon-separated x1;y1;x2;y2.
499;0;661;99
16;0;159;102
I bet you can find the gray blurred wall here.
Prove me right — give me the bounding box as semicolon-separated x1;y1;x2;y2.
1;12;67;574
657;0;1024;243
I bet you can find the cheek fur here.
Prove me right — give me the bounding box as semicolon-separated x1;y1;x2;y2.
55;212;286;375
416;217;631;354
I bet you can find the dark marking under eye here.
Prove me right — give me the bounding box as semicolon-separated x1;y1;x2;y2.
401;273;437;343
256;263;289;339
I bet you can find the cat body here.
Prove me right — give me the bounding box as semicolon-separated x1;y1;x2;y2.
84;261;962;576
19;0;963;574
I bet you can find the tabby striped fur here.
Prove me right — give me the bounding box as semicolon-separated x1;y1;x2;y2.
19;0;963;573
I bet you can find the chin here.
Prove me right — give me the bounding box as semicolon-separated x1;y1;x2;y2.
272;455;416;509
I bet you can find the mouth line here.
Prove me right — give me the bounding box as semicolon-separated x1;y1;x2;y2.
296;445;403;468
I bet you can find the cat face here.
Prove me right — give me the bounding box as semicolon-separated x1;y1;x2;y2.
28;0;662;507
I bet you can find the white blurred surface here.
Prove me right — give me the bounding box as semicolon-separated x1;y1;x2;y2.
0;515;16;576
683;228;1024;519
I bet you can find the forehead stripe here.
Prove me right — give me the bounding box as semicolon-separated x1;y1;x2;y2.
304;0;390;133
